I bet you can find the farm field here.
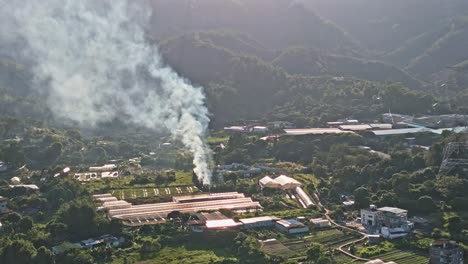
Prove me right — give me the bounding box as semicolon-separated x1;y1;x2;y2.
261;239;299;259
284;229;357;253
373;250;428;264
111;186;198;200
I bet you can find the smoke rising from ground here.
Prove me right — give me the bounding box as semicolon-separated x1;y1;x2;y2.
0;0;213;184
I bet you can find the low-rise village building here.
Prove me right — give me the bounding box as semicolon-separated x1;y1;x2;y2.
89;164;117;172
268;121;294;129
361;205;414;239
365;259;397;264
250;126;269;133
367;234;381;245
239;216;279;229
52;235;124;255
75;171;119;181
342;200;355;210
310;218;331;228
189;212;241;232
275;219;309;235
0;161;7;172
224;126;249;134
429;239;464;264
8;184;39;191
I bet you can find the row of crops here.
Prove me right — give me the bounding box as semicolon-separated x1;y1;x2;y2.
375;250;428;264
284;229;356;253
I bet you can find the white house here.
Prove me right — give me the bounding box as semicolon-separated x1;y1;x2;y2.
239;216;279;229
361;205;414;239
310;218;331;228
275;219;309;235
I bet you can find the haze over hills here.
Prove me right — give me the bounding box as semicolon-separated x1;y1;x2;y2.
1;0;468;126
1;2;468;263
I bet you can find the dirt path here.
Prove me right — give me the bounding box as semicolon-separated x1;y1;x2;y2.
313;192;370;263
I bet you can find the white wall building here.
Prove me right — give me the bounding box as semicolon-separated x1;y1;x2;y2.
310;218;331;228
361;205;414;239
275;219;309;235
239;216;279;229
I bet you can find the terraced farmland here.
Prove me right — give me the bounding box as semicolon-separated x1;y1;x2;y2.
374;250;428;264
111;186;198;200
284;229;357;253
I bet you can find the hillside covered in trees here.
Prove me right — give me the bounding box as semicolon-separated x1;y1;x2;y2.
1;0;468;127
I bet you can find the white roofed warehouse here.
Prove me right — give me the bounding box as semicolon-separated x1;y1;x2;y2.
259;175;302;190
94;192;262;227
259;176;281;190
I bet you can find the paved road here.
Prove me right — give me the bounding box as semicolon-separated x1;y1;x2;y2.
313;192;370;263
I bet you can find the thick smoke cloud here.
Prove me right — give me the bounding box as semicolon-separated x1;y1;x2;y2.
0;0;213;184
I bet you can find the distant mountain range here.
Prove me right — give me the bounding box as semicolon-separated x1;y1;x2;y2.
1;0;468;126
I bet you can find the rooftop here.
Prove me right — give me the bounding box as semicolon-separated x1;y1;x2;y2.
284;128;355;135
339;124;372;131
378;207;407;215
197;211;229;221
365;260;397;264
239;216;279;224
371;127;432;136
310;218;330;223
205;219;240;229
9;184;39;190
276;219;306;228
274;175;302;187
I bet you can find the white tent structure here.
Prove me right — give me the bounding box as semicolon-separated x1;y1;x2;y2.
274;175;302;190
259;175;302;190
259;176;281;189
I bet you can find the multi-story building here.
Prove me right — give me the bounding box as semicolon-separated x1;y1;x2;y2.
361;205;413;239
429;239;464;264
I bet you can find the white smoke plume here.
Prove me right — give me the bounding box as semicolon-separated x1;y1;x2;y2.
0;0;213;184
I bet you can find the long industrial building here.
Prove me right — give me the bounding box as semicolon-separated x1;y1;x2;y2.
93;192;262;226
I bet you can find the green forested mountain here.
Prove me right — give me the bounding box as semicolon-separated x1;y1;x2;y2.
1;0;468;126
150;0;360;54
272;47;423;88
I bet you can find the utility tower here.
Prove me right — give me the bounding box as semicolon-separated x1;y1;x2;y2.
439;142;468;176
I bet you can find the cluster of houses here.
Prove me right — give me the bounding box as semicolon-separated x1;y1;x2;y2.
74;164;119;181
224;121;295;134
360;205;465;263
188;211;330;235
52;235;125;255
224;115;466;138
